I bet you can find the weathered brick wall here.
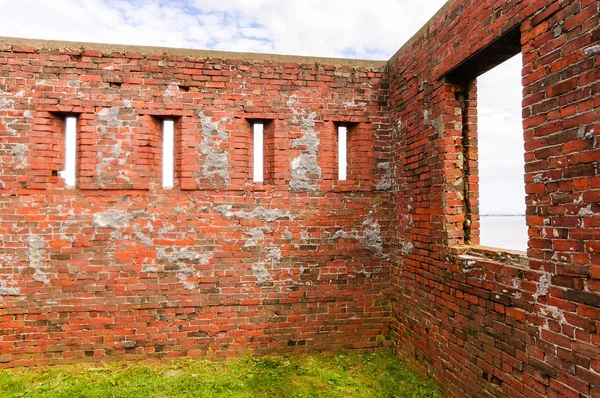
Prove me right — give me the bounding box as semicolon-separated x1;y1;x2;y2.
388;0;599;397
1;1;599;395
0;40;393;367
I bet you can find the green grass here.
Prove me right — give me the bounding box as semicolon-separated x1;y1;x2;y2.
0;351;442;398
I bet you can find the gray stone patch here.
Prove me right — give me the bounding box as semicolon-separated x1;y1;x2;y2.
157;248;212;291
578;205;593;216
0;97;15;110
462;260;476;274
244;227;268;247
252;263;271;284
584;45;600;57
133;227;153;246
376;162;393;191
534;273;551;300
290;155;321;191
343;101;367;108
375;180;392;191
177;264;196;291
332;230;349;240
361;214;383;258
512;278;522;300
93;210;134;229
290;111;322;191
28;235;49;284
214;205;294;222
10;144;28;170
541;306;566;324
198;112;230;184
432;116;444;138
157;248;211;264
164;82;182;97
400;241;414;256
300;230;310;243
0;280;20;296
287;94;300;123
141;258;158;273
267;246;281;263
283;228;293;240
159;224;176;236
356;265;372;278
96;107;134;184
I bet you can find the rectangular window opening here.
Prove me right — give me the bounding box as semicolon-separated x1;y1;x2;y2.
59;116;77;187
477;54;526;251
253;122;264;183
162;119;175;189
337;125;348;181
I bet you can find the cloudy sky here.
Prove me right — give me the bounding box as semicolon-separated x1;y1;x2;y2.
0;0;525;215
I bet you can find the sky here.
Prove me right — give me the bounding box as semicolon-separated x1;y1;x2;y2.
0;0;525;215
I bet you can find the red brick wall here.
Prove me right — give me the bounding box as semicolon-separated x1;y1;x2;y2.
388;0;599;397
1;1;599;395
0;42;392;366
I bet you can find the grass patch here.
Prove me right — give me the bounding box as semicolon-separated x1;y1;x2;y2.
0;351;441;397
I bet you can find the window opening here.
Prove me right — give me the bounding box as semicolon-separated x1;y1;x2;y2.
59;116;77;187
338;125;348;181
162;119;174;189
478;54;526;251
253;122;264;183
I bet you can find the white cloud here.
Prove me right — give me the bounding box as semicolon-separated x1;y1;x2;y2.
478;55;525;215
0;0;524;214
0;0;446;59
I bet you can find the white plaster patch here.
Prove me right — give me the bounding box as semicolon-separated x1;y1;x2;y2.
214;205;294;222
28;235;49;284
533;273;551;300
198;112;230;184
252;263;271;284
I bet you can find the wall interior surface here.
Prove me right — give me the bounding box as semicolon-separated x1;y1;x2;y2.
0;39;393;366
388;0;600;397
1;0;599;397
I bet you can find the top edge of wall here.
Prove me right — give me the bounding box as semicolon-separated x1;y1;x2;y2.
0;36;388;70
387;0;458;66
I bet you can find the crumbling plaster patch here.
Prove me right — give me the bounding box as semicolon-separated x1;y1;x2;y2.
96;107;135;185
198;111;230;184
214;205;294;222
93;210;136;229
252;263;271;284
0;279;20;297
157;247;213;291
288;95;322;191
28;235;49;284
10;144;28;170
0;254;20;298
361;212;384;258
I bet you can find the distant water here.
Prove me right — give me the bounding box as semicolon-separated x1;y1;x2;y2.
479;215;527;252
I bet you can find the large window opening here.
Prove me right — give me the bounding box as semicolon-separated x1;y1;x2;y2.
447;26;526;252
477;55;527;251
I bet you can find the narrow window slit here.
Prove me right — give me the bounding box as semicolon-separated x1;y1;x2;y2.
253;122;264;183
338;125;348;181
162;119;174;189
59;116;77;187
